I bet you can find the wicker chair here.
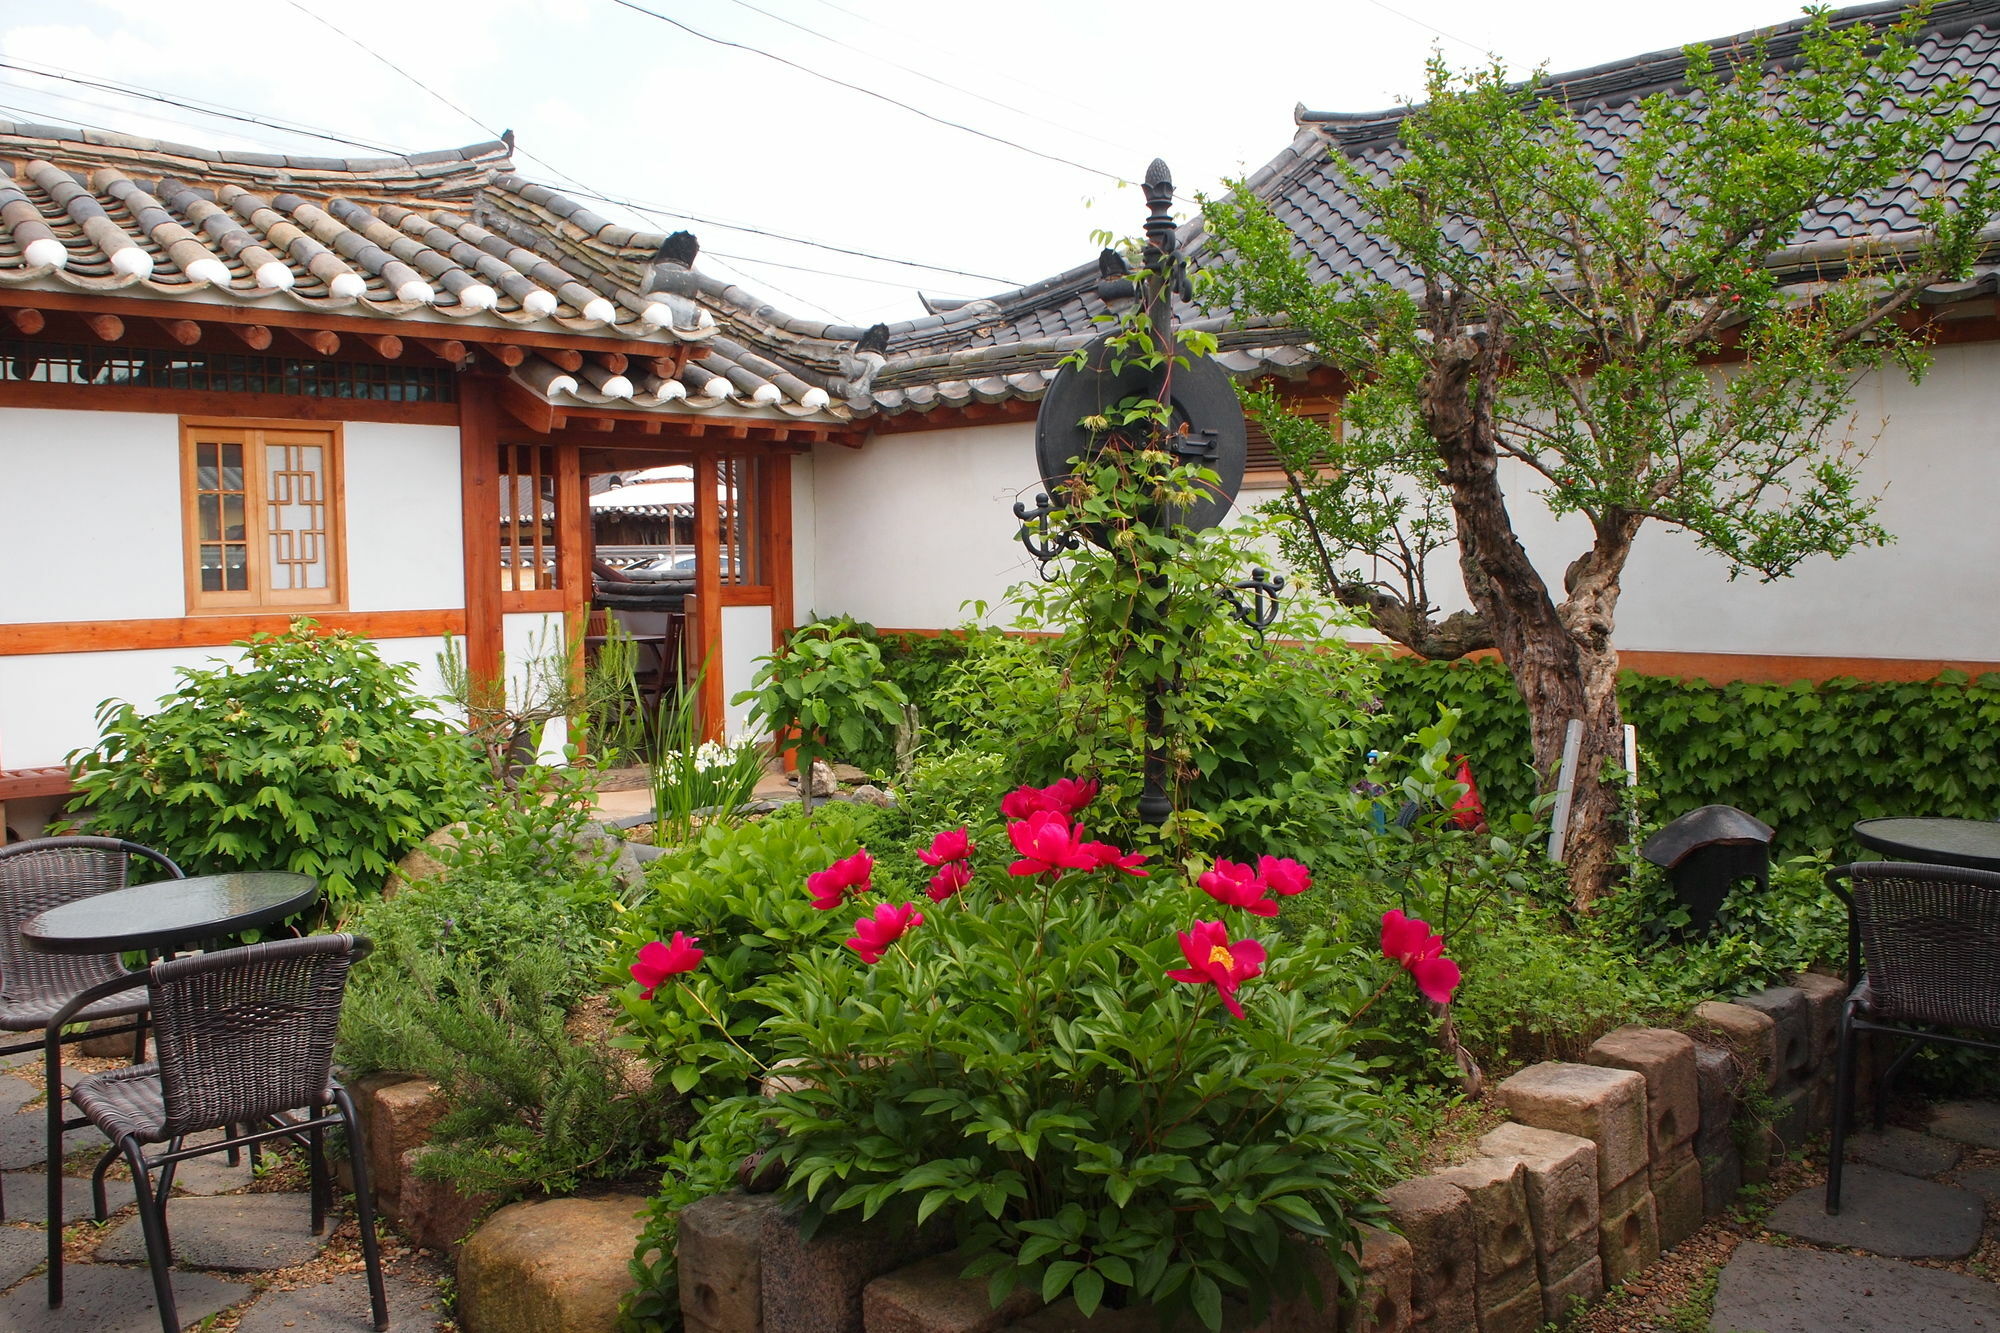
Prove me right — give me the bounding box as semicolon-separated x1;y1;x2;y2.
1825;861;2000;1214
0;836;178;1221
44;935;387;1332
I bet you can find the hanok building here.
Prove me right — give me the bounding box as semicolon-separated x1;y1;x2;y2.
0;125;873;832
5;0;2000;834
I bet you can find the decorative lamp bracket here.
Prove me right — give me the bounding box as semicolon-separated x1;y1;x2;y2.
1223;567;1286;638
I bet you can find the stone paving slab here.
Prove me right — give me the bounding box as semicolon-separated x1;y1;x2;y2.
1766;1165;1985;1259
233;1269;446;1331
1712;1239;2000;1332
0;1225;43;1289
1952;1165;2000;1206
96;1192;327;1271
1846;1127;1965;1177
0;1261;250;1331
0;1102;109;1171
2;1170;102;1225
0;1074;33;1115
1929;1101;2000;1150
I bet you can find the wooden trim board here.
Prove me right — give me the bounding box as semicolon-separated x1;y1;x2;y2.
0;609;464;656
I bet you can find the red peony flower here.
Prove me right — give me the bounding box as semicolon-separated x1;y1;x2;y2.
630;933;703;999
1080;840;1149;877
1256;856;1312;897
1166;919;1267;1019
807;849;874;911
917;827;975;866
1006;810;1099;877
1380;909;1462;1005
1042;776;1100;815
1197;858;1278;917
846;902;924;964
1000;785;1056;820
926;860;973;902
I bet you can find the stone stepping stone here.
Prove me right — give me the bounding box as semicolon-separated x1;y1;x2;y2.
1;1171;104;1226
1845;1127;1964;1177
1928;1100;2000;1149
233;1269;445;1331
0;1225;43;1289
0;1074;34;1115
96;1193;326;1272
1952;1165;2000;1206
1712;1239;2000;1332
0;1106;109;1172
0;1261;249;1331
1765;1165;1985;1259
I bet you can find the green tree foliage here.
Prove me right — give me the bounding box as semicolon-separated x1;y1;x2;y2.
736;626;908;812
69;620;479;912
1202;5;2000;903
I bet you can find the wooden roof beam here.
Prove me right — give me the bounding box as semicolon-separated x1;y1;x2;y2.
545;348;584;373
355;333;403;359
415;338;467;366
155;318;202;346
287;327;339;357
8;308;45;335
229;324;273;351
480;344;526;368
596;351;628;374
83;313;124;343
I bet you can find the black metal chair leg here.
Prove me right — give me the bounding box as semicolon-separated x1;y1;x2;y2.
1876;1037;1921;1130
45;1035;66;1308
91;1144;119;1221
1826;1006;1859;1214
336;1089;390;1332
124;1138;179;1333
308;1122;327;1235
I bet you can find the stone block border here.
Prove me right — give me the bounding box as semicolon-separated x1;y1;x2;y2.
405;972;1850;1332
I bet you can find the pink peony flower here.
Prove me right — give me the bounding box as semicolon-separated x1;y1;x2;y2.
1079;840;1149;876
1197;858;1278;917
1380;909;1462;1005
630;933;703;999
846;902;924;964
1005;810;1099;877
1041;776;1100;815
1000;785;1056;820
1165;919;1267;1020
1256;856;1312;897
807;849;874;911
917;827;975;866
926;860;973;902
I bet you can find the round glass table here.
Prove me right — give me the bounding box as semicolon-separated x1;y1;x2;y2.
1851;818;2000;873
20;871;320;954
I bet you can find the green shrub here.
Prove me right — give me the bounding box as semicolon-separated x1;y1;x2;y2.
620;784;1402;1330
70;620;480;913
338;768;672;1199
736;627;908;811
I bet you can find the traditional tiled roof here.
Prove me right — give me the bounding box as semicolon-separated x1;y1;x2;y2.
862;0;2000;417
0;123;849;420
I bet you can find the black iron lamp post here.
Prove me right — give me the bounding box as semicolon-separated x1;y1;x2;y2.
1016;159;1281;824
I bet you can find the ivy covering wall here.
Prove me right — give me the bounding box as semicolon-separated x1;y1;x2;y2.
856;626;2000;860
1371;656;2000;858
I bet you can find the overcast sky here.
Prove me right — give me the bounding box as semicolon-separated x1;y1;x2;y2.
0;0;1815;325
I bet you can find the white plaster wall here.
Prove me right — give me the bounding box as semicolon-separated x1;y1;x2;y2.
500;612;568;713
807;424;1042;629
0;408;185;623
342;422;463;609
0;636;452;770
720;604;773;740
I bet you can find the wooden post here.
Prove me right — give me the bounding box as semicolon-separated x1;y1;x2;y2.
692;453;724;742
765;453;795;648
555;442;589;750
457;376;505;715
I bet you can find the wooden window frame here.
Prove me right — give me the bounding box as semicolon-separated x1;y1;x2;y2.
179;416;347;616
1243;398;1342;490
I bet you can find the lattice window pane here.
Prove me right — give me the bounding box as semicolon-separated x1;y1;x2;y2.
265;442;329;592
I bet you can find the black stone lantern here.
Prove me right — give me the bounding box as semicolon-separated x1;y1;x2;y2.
1640;805;1776;932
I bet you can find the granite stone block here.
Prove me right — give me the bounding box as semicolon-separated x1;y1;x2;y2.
1341;1225;1413;1333
1381;1176;1477;1333
1691;1002;1780;1094
1596;1188;1659;1288
679;1192;784;1333
1585;1026;1700;1160
1539;1254;1603;1328
863;1253;1041;1333
761;1201;949;1333
1494;1063;1649;1199
1732;988;1811;1088
1475;1123;1599;1266
1692;1042;1741;1159
1650;1145;1704;1250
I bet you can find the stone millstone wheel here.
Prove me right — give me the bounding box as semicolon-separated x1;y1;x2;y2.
1033;332;1247;538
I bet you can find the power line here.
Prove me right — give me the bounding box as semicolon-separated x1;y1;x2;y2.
1356;0;1494;58
0;43;1019;292
713;0;1149;164
604;0;1136;189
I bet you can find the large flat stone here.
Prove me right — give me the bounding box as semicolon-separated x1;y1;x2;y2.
1928;1100;2000;1150
232;1269;446;1331
1952;1165;2000;1205
0;1103;108;1171
1;1171;98;1225
0;1225;43;1289
0;1260;250;1331
1846;1127;1964;1178
0;1073;34;1114
96;1192;328;1271
1767;1165;1984;1259
1711;1239;2000;1333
